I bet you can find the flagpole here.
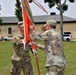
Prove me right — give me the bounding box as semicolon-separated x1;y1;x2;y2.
35;54;40;75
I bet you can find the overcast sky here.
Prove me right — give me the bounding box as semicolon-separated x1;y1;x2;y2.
0;0;76;19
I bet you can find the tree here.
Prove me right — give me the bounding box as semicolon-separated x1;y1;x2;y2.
0;17;2;25
0;5;2;25
44;0;75;41
15;0;23;21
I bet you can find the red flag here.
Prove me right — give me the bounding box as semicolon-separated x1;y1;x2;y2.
22;5;32;44
21;0;37;51
21;1;40;74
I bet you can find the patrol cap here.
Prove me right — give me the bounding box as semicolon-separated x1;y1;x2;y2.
18;21;24;35
44;20;57;27
18;21;24;27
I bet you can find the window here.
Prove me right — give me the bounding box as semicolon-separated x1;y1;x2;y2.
63;32;71;34
63;35;70;36
8;27;12;34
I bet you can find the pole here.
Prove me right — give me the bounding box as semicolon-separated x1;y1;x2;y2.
35;54;40;75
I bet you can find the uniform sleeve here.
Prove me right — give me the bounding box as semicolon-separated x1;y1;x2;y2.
30;30;48;41
35;31;48;41
30;31;36;41
37;44;45;50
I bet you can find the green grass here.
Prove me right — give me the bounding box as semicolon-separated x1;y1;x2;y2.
0;41;76;75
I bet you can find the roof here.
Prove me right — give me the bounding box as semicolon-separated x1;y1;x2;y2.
1;17;18;24
1;14;76;24
33;15;76;23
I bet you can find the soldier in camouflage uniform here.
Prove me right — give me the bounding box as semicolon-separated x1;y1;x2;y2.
32;20;66;75
11;22;33;75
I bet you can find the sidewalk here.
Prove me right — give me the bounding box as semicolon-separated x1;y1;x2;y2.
71;38;76;41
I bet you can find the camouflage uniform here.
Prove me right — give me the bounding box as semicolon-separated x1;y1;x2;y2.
11;34;33;75
33;20;66;75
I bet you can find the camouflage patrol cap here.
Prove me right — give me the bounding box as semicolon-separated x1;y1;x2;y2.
18;21;24;27
18;21;24;35
44;20;57;27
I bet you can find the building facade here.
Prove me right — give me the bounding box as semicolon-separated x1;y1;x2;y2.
0;14;76;39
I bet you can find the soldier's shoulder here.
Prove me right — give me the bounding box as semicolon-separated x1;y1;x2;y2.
42;30;50;35
44;30;50;33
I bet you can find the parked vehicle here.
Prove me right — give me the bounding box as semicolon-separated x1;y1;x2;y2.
4;36;13;41
63;32;72;41
0;36;4;41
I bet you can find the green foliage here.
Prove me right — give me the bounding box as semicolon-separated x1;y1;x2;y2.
56;4;68;11
44;0;55;8
29;0;33;3
56;6;60;10
69;0;75;3
44;0;51;3
48;2;55;8
63;4;68;11
55;0;59;3
0;41;76;75
44;0;75;12
15;0;23;21
0;17;2;25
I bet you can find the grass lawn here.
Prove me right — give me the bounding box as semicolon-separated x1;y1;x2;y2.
0;41;76;75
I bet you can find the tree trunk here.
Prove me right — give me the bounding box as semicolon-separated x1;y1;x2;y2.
59;1;64;41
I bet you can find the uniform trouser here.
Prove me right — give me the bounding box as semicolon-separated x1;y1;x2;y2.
11;60;33;75
46;66;65;75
